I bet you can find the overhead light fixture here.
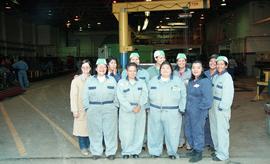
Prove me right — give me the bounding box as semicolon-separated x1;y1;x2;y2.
146;0;152;1
97;22;101;25
168;22;186;26
156;29;173;32
145;11;150;17
74;16;80;21
200;17;204;20
48;10;52;16
160;20;163;23
137;25;141;32
178;13;192;18
66;20;71;28
190;11;195;14
165;17;170;20
221;0;227;6
79;26;82;32
5;3;11;10
113;0;117;3
158;25;188;29
142;18;149;30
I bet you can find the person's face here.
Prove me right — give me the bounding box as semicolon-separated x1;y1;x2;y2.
160;64;172;78
192;63;203;78
96;64;107;76
216;61;227;73
108;60;117;71
130;57;140;65
81;63;91;75
209;58;217;70
127;65;137;80
177;58;186;69
155;56;166;65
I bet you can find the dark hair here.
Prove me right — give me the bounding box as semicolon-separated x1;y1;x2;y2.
209;54;218;60
159;61;173;76
81;59;91;67
107;56;118;68
191;60;207;80
126;62;138;71
77;59;91;75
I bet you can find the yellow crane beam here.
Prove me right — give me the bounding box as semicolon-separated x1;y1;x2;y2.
112;0;210;67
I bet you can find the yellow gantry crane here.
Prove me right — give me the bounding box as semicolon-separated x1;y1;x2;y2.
112;0;210;68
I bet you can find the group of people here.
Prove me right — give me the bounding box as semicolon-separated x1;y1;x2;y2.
0;56;29;90
70;50;234;163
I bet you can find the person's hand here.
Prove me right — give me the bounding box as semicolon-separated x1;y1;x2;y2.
133;106;141;113
73;112;79;118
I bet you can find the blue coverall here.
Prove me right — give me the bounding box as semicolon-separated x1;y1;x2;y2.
83;75;119;156
185;76;213;152
12;60;29;89
147;75;186;156
209;71;234;160
117;78;148;155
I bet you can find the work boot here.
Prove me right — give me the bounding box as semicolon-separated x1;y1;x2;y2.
189;151;202;163
186;149;196;157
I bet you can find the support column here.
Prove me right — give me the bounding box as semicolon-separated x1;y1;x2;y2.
119;8;128;69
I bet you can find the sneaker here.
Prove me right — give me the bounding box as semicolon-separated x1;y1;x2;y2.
81;149;89;156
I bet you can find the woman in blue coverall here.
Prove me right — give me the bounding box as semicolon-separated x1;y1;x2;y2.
148;61;186;159
83;58;118;160
107;57;121;82
185;61;213;162
117;62;148;159
209;56;234;161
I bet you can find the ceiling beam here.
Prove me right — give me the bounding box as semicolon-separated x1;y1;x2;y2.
254;16;270;25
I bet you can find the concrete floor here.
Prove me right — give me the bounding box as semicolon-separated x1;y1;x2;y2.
0;75;270;164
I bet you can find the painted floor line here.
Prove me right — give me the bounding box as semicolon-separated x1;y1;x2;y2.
0;103;27;156
19;96;80;150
